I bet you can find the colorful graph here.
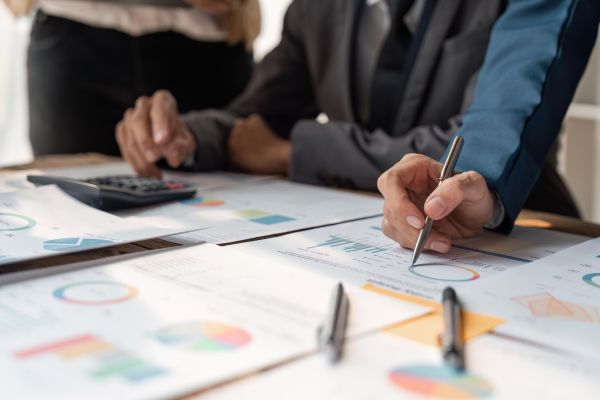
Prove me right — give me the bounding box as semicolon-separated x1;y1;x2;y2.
53;281;138;305
409;265;481;282
512;292;600;323
43;237;114;252
236;209;295;225
310;235;392;254
389;364;492;399
154;321;251;351
180;197;225;207
583;273;600;289
14;334;165;383
0;213;36;231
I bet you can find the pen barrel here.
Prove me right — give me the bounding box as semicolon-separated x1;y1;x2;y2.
441;288;464;370
439;136;464;181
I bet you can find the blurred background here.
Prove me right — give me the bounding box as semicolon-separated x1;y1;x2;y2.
0;0;599;223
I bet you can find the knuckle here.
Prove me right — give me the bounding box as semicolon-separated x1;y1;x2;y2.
135;96;150;108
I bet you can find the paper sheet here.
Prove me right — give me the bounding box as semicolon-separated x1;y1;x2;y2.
233;217;585;300
0;185;177;265
0;162;272;193
0;244;428;400
203;332;600;400
119;181;384;244
459;237;600;358
363;284;503;346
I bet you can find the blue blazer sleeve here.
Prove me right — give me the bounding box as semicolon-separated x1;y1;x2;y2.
452;0;599;232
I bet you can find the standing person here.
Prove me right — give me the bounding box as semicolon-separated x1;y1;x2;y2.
114;0;582;219
2;0;259;156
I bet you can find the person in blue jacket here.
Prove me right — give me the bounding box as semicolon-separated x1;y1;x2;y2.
378;0;599;254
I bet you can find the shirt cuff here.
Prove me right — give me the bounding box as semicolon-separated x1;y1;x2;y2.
484;191;506;230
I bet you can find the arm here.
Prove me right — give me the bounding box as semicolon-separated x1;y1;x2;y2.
454;0;600;232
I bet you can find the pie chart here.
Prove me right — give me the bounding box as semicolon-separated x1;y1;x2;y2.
53;281;138;305
0;213;36;231
43;237;114;252
582;273;600;289
154;321;251;351
389;365;492;399
409;264;480;282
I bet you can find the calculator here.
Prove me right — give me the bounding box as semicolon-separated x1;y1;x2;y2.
27;174;197;211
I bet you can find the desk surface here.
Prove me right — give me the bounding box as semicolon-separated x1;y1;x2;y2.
2;153;599;271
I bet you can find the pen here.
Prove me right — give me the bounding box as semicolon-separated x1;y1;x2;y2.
411;135;464;265
318;282;349;364
441;287;465;371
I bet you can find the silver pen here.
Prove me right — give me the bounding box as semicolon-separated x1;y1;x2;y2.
318;282;350;363
411;136;464;265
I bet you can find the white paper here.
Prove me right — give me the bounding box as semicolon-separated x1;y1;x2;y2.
204;333;600;400
119;180;384;244
233;217;585;299
459;237;600;358
0;244;428;400
0;161;273;193
0;185;176;265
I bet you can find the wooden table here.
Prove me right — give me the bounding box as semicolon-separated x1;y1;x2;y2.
2;153;599;273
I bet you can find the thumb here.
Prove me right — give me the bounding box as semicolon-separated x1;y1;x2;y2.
424;171;489;220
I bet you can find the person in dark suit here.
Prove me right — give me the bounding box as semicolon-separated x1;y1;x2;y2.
116;0;580;219
377;0;599;254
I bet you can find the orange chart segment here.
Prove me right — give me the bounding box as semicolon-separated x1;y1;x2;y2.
389;365;492;399
180;198;225;207
512;292;600;324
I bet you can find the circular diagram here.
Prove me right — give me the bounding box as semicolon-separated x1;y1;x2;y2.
582;273;600;289
53;281;138;305
0;213;36;231
154;321;252;351
409;264;480;282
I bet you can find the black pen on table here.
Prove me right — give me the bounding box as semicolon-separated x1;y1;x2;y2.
411;135;464;266
441;287;465;371
318;282;349;364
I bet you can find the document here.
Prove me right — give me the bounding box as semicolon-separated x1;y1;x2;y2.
458;237;600;358
203;332;600;400
0;161;271;193
233;217;585;300
119;180;384;244
0;244;428;400
0;185;176;265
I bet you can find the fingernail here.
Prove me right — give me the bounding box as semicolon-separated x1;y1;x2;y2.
145;150;158;162
153;128;166;142
430;241;450;253
426;196;447;217
406;215;423;229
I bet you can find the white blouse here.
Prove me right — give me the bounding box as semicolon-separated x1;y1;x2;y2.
38;0;226;41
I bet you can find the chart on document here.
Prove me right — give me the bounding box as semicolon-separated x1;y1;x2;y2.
119;180;384;244
0;185;174;266
0;244;425;400
204;333;600;400
234;217;584;300
459;237;600;358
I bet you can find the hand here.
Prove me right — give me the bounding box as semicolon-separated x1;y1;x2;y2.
115;90;196;177
228;114;291;175
377;154;495;253
184;0;240;14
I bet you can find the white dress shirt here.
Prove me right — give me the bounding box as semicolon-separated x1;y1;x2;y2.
39;0;226;41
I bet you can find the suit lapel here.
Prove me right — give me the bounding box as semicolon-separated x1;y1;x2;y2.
394;0;462;135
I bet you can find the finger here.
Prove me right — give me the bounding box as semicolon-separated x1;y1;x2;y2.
165;131;194;168
118;120;146;175
424;170;489;220
131;97;161;163
377;157;427;231
381;218;451;253
131;136;162;178
150;90;178;145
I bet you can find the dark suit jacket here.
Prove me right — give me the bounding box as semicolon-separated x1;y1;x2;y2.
452;0;599;231
183;0;505;190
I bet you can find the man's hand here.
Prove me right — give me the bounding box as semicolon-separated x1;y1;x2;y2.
377;154;496;253
184;0;240;14
228;114;291;175
115;90;196;177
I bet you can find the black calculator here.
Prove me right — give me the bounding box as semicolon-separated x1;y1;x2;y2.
27;174;197;211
